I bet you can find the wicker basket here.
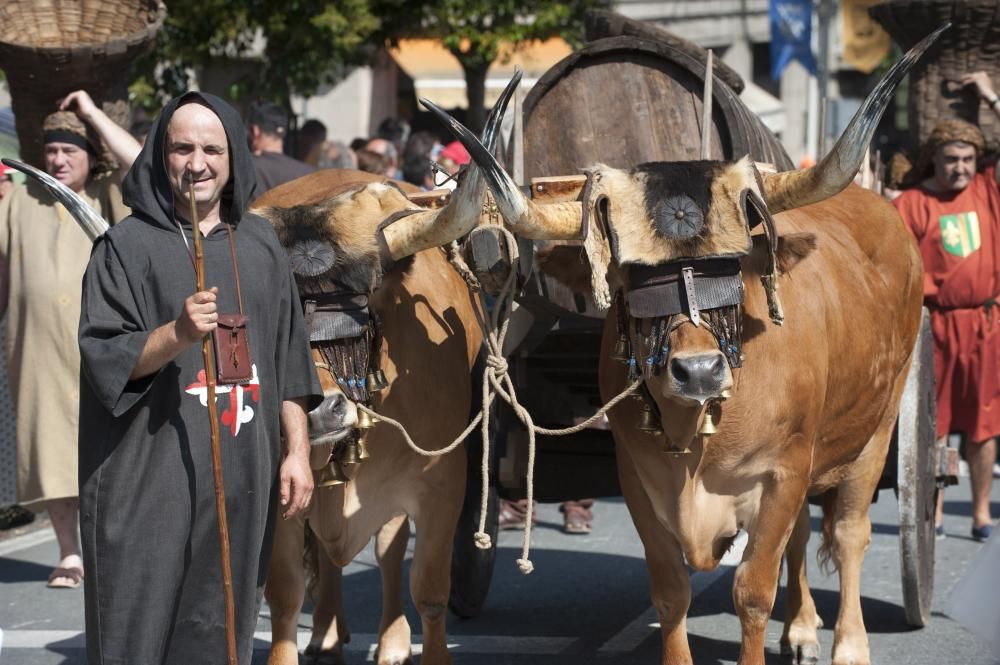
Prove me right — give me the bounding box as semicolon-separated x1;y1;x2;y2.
871;0;1000;156
0;0;166;169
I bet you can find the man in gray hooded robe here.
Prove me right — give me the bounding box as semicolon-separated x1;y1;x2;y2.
78;91;322;664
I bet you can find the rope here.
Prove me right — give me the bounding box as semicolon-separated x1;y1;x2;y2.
446;240;481;291
365;227;640;574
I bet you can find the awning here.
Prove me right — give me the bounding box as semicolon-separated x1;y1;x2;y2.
388;38;572;108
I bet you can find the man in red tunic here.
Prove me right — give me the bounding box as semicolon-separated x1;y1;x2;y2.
894;111;999;542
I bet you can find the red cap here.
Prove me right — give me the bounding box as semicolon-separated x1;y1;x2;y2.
439;141;470;166
0;162;12;180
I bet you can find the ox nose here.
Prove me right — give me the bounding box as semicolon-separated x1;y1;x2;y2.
308;391;359;444
670;353;727;400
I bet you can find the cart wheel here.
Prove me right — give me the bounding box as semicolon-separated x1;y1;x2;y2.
448;469;499;618
449;357;502;619
896;308;937;628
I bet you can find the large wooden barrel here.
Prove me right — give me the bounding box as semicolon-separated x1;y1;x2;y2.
521;36;794;181
583;9;746;94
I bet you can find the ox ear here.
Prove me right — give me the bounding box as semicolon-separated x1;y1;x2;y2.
749;232;817;274
776;232;817;273
536;244;593;295
761;24;947;213
253;205;289;235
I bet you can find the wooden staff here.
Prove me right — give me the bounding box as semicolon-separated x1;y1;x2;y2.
189;182;238;665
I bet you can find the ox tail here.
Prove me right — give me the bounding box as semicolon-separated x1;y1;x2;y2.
304;522;321;599
816;489;839;575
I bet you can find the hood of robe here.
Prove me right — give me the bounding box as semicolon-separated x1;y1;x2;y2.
123;91;258;230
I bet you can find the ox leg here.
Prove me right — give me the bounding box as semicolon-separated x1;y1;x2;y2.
829;370;902;665
409;505;461;665
733;472;809;665
617;444;693;664
828;456;885;665
265;513;307;665
375;514;414;665
307;542;350;664
827;482;875;665
780;501;821;665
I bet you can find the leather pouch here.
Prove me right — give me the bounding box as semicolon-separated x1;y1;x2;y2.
213;313;253;384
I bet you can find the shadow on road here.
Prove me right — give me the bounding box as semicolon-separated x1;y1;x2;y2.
0;555;51;583
942;499;1000;518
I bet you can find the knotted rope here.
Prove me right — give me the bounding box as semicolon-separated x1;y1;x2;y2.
358;228;640;574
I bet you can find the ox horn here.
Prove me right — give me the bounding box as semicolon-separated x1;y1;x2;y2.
420;81;584;241
380;70;521;260
1;158;109;241
762;24;948;214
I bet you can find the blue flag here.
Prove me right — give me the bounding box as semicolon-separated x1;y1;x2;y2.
770;0;818;80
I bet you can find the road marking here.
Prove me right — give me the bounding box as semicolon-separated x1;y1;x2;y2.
0;631;575;655
597;532;746;654
0;529;55;557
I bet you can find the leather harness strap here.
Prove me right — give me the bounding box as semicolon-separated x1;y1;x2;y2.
225;222;244;316
375;208;424;270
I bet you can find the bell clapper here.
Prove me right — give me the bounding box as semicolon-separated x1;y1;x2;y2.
316;453;348;487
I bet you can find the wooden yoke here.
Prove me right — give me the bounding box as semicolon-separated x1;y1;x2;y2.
529;175;588;204
406;174;589;209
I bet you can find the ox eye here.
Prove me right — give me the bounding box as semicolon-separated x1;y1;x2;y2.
288;239;336;277
654;195;704;239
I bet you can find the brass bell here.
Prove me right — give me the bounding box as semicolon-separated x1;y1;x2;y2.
357;437;371;461
367;369;389;392
612;337;629;362
316;460;348;487
357;409;377;430
340;439;362;465
637;405;664;436
698;402;719;436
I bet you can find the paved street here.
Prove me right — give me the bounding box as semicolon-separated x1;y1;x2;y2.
1;475;997;664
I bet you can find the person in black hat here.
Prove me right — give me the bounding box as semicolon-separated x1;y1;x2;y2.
245;100;313;195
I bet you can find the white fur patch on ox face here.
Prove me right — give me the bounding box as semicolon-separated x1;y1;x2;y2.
582;157;759;310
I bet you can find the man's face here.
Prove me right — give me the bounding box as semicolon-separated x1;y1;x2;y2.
931;142;977;192
166;103;231;212
44;142;93;193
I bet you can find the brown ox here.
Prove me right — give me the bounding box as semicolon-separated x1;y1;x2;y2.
254;171;483;665
250;79;518;665
431;29;942;665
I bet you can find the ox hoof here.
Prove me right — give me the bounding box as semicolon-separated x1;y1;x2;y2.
780;641;820;665
372;646;413;665
303;645;346;665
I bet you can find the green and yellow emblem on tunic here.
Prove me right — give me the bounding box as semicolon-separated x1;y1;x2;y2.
939;212;981;258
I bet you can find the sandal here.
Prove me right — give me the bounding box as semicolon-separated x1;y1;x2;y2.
562;505;592;535
47;565;84;589
499;499;535;530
